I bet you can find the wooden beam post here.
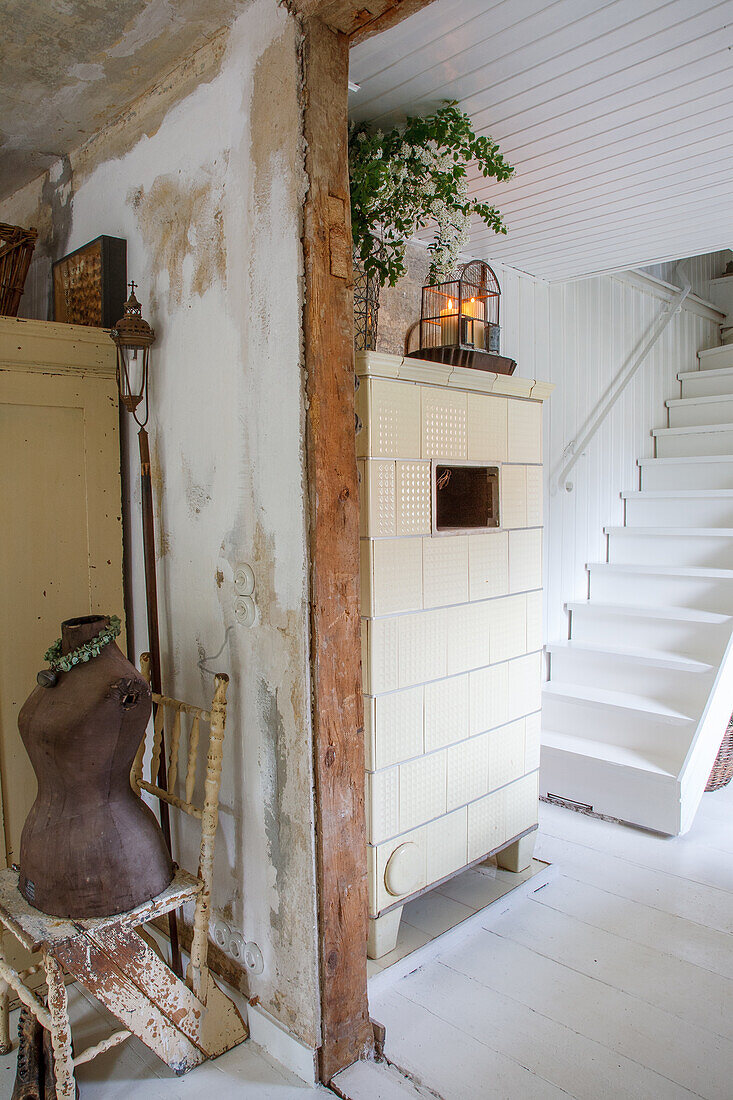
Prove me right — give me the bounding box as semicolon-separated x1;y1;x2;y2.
301;14;375;1084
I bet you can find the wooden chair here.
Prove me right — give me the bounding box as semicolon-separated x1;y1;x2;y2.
0;656;246;1099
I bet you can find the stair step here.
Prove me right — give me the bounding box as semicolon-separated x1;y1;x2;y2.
565;600;732;662
678;366;733;399
541;728;679;778
565;600;731;624
666;395;733;406
543;681;694;723
604;526;733;568
653;422;733;458
666;394;733;428
589;561;733;598
639;455;733;464
546;641;714;714
653;423;733;436
678;366;733;380
546;639;714;674
698;345;733;371
606;525;733;537
589;561;733;579
542;682;694;766
622;491;733;525
638;455;733;491
540;730;682;834
622;489;733;499
588;559;733;615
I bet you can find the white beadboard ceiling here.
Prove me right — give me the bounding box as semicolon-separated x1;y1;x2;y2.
348;0;733;282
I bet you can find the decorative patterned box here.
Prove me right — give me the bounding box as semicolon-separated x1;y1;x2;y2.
356;350;553;958
53;236;127;329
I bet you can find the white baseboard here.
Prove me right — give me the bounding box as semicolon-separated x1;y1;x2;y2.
246;1000;318;1087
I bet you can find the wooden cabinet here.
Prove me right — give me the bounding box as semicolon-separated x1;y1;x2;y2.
0;318;125;865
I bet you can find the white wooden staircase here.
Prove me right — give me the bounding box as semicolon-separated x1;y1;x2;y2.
541;343;733;835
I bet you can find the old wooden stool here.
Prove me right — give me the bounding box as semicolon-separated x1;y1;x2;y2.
0;657;246;1098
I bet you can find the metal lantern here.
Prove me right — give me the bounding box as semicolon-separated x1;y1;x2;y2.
108;281;181;977
408;260;516;375
110;281;156;425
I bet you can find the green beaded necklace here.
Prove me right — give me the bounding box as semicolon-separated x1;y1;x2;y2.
43;616;122;674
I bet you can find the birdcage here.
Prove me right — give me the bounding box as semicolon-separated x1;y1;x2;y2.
407;260;515;374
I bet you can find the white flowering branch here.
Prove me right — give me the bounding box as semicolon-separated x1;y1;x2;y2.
349;102;513;287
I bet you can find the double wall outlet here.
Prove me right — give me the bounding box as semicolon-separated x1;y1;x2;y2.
234;563;257;626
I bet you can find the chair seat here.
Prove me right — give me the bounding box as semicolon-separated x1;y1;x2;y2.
0;867;201;953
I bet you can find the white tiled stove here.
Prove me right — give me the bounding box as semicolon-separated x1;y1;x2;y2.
356;351;553;958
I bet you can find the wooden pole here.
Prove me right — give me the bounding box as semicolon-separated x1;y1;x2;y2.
302;15;374;1083
138;426;182;978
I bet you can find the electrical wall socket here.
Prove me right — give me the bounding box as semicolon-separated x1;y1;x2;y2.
234;595;256;626
234;563;256;596
211;917;231;950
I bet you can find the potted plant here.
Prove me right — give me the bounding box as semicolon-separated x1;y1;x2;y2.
349;102;514;349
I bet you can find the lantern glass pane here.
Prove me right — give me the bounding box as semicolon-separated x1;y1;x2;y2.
119;347;147;402
421;280;460;350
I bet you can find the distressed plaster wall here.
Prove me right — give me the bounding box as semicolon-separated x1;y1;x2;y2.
374;238;430;355
1;0;322;1054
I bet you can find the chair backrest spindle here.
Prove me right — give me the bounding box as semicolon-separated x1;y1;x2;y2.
185;716;200;805
132;655;229;1002
188;673;228;999
167;709;182;794
150;706;165;787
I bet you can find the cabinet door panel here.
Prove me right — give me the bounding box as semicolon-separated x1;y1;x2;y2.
0;367;124;864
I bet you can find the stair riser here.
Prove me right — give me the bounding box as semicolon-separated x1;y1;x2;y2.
589;567;733;614
641;460;733;491
540;747;681;834
668;399;733;428
699;346;733;371
541;695;691;756
625;498;733;527
548;650;713;710
608;531;733;569
681;374;733;399
569;609;729;661
655;428;733;458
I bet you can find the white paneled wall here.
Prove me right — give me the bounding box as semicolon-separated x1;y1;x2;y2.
641;250;732;303
489;260;724;644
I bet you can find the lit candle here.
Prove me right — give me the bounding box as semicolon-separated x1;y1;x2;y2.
462;296;486;349
440;298;458;345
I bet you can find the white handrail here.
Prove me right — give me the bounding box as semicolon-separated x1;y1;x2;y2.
554;263;691;493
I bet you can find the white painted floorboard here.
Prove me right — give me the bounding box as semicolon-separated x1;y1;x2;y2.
1;787;732;1098
363;783;733;1100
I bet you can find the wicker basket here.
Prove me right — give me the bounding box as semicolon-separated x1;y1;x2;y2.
0;223;38;317
706;720;733;792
